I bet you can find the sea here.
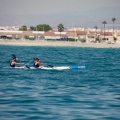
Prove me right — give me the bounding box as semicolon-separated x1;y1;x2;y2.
0;45;120;120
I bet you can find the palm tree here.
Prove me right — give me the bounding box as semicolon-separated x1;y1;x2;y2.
112;18;116;42
102;21;107;40
57;23;64;39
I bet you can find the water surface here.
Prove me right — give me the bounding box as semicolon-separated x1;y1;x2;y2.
0;45;120;120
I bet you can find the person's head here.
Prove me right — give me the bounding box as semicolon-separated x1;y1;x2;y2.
12;54;18;60
36;58;39;61
12;58;16;62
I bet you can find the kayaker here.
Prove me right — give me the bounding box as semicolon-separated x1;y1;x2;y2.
10;58;17;67
10;54;23;68
33;58;44;68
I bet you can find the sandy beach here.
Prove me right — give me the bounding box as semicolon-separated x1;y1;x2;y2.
0;39;120;48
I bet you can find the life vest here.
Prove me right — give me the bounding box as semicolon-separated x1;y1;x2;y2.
10;61;15;67
34;63;39;68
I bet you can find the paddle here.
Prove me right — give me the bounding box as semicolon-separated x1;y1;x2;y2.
24;65;30;69
46;64;54;67
40;62;54;68
16;62;30;69
23;59;35;69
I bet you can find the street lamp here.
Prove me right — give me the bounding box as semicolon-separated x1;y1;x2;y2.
36;25;37;41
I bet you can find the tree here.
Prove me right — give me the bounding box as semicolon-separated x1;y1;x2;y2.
102;21;107;40
57;23;64;39
19;25;27;31
35;24;52;32
30;26;35;31
112;18;116;42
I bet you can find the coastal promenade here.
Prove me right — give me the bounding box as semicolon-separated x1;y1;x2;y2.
0;39;120;48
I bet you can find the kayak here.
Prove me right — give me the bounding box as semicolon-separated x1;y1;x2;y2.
12;65;86;70
41;66;86;70
32;66;86;70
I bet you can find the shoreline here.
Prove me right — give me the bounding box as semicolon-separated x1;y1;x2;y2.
0;39;120;48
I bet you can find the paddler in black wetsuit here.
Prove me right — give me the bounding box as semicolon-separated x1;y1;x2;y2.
10;54;17;67
33;58;44;68
10;58;17;67
10;54;23;68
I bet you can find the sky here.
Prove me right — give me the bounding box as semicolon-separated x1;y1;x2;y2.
0;0;120;29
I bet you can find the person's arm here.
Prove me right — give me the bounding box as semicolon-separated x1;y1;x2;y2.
39;61;44;64
16;63;24;65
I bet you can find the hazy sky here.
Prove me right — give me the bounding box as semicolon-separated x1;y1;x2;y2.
0;0;120;28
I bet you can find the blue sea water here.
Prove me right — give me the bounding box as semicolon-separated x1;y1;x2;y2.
0;45;120;120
